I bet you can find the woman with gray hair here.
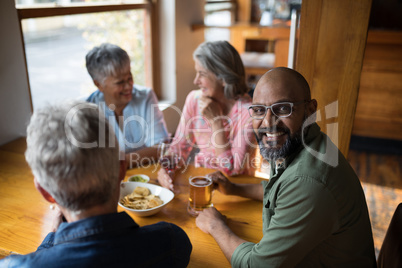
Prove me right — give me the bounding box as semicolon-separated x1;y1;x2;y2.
158;41;254;191
0;100;192;267
26;101;121;212
86;43;168;168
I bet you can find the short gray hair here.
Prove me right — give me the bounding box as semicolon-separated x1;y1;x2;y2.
25;101;120;212
193;41;248;99
86;43;130;85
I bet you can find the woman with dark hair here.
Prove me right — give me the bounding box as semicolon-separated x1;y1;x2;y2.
158;41;254;191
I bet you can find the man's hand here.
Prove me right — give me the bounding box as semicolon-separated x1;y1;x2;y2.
208;171;236;196
208;171;265;201
196;207;227;234
196;207;247;262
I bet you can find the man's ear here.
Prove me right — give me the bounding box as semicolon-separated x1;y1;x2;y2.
34;178;56;204
307;99;318;115
119;160;127;182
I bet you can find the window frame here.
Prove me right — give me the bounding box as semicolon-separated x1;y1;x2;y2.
15;0;161;99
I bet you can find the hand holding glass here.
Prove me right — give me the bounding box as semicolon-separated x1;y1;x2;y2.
158;138;181;178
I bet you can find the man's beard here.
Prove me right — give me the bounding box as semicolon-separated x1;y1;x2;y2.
256;127;303;161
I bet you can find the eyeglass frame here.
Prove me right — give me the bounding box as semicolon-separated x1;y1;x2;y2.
248;100;309;119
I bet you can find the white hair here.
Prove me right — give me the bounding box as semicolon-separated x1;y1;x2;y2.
85;43;130;85
25;101;120;212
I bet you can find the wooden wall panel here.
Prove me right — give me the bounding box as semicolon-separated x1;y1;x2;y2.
352;31;402;140
296;0;372;157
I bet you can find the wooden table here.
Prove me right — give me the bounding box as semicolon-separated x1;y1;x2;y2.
0;138;264;267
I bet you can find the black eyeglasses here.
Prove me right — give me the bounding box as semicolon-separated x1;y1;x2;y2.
248;101;307;119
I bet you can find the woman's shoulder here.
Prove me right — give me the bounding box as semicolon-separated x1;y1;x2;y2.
189;89;201;98
132;85;152;97
131;85;162;106
86;90;103;103
185;89;202;103
233;93;252;110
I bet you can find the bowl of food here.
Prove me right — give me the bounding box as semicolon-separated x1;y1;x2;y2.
119;182;174;217
127;174;150;183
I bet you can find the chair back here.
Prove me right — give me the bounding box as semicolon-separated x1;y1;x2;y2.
377;203;402;268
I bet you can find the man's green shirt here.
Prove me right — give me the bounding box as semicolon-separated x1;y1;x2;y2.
231;123;376;267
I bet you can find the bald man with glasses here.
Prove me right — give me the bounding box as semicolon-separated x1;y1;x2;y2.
195;67;376;267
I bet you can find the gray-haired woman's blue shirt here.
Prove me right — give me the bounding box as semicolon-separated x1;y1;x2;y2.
86;85;168;153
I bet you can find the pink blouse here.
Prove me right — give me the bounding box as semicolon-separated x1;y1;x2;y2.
171;90;254;176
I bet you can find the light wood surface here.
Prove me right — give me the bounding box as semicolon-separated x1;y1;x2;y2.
0;138;264;267
296;0;372;157
2;137;400;261
123;166;264;267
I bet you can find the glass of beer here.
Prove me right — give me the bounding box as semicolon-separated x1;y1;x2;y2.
187;176;213;217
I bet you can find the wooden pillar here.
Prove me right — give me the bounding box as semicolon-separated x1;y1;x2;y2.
237;0;251;23
295;0;372;157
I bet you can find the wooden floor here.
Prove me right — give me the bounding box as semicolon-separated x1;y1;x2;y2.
347;148;402;257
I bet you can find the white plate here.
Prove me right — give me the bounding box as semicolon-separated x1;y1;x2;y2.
119;182;174;217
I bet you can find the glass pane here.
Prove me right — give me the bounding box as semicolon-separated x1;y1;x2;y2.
204;10;231;42
21;10;148;110
16;0;146;6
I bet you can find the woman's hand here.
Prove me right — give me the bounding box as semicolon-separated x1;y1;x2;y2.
208;171;236;196
157;168;174;191
199;96;223;124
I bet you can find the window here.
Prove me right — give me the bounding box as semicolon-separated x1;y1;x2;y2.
16;0;156;110
203;0;235;41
